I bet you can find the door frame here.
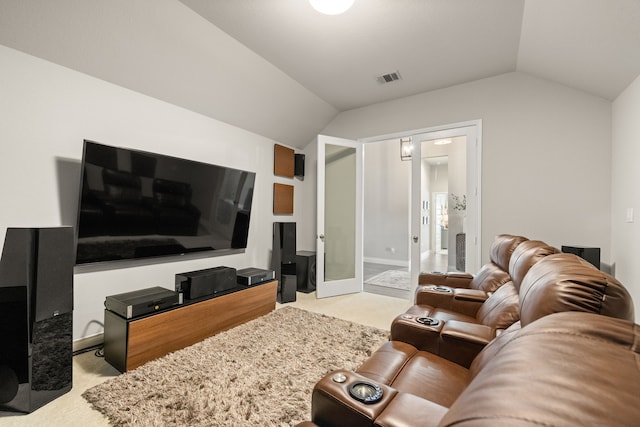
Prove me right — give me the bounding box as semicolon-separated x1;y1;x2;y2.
360;120;482;295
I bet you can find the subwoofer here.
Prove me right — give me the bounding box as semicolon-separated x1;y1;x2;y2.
279;263;297;303
296;251;316;293
0;227;74;414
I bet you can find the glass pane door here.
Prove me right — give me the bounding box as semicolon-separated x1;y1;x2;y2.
316;135;363;298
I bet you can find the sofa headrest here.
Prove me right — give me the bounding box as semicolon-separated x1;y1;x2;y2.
102;168;143;202
489;234;529;272
444;312;640;427
469;263;511;293
475;282;519;330
508;240;559;291
153;179;192;207
518;253;635;326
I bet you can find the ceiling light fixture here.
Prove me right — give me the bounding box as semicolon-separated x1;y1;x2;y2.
400;138;413;161
309;0;355;15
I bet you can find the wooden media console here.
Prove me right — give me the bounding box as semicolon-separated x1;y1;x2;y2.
104;280;277;372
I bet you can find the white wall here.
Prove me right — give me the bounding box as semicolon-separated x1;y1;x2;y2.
363;141;411;266
443;139;466;267
0;0;337;147
0;45;306;344
612;73;640;319
322;72;613;265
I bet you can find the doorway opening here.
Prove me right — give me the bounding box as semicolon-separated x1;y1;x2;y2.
360;121;481;300
361;139;411;299
422;135;468;273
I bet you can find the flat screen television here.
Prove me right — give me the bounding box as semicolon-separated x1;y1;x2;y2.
74;140;256;265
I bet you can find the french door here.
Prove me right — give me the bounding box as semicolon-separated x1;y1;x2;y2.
316;135;363;298
410;124;480;295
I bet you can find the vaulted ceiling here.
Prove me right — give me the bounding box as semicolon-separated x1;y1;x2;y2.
1;0;639;148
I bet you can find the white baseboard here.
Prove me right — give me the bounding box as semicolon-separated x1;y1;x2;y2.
73;332;104;353
363;257;409;268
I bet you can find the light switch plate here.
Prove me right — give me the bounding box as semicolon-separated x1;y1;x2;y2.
626;207;634;223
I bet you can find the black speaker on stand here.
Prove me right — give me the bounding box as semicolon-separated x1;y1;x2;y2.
0;227;74;414
561;245;601;269
296;251;316;293
272;222;297;303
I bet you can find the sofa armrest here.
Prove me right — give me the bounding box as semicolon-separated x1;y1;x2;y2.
374;392;447;427
311;370;398;427
390;313;443;352
415;285;455;308
438;321;495;368
414;286;487;317
450;288;488;317
453;288;489;302
419;272;473;288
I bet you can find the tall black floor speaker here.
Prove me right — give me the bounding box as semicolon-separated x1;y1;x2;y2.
0;227;74;414
272;222;297;303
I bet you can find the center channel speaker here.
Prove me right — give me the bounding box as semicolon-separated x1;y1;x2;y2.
175;266;237;300
0;227;74;414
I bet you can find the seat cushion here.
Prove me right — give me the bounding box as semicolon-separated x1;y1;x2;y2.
390;350;470;407
356;340;418;385
357;341;470;408
468;263;511;293
374;392;447;427
475;282;519;330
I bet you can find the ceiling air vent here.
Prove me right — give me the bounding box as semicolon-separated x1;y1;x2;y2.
376;71;402;84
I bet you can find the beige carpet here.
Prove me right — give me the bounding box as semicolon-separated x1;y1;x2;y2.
82;306;389;426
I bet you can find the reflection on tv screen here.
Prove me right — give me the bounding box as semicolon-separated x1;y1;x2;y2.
75;140;255;265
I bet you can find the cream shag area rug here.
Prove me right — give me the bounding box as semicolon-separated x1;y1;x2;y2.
365;269;411;290
83;306;389;427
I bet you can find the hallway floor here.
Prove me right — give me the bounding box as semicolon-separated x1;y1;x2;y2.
363;251;450;299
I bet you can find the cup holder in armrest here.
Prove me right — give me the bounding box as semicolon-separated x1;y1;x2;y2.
431;286;452;293
349;381;384;404
416;317;440;327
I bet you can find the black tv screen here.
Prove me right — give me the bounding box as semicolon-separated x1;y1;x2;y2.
75;140;256;265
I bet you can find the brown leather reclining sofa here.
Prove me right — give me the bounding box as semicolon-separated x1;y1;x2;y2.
297;237;638;427
392;235;559;367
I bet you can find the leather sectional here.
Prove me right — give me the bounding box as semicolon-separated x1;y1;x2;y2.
297;235;639;427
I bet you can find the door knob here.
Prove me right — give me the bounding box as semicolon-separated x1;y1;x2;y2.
319;234;325;241
412;235;419;243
